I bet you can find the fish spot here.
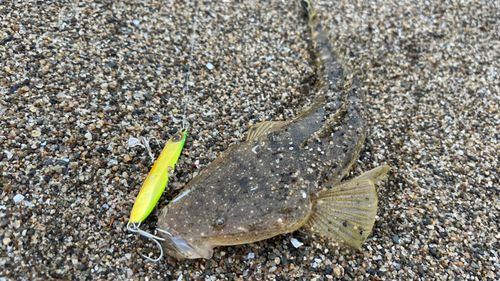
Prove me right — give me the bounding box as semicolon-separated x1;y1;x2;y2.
213;216;226;230
343;221;348;227
238;177;250;189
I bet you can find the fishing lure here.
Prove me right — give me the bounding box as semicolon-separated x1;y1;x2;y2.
129;130;187;223
127;130;187;261
127;0;198;262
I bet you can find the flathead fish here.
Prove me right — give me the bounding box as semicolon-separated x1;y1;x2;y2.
156;0;390;259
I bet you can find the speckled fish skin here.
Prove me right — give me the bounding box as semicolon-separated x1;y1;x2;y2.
156;0;386;259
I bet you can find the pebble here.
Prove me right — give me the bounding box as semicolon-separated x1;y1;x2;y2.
3;237;11;246
171;182;183;190
291;238;304;248
333;265;343;278
418;264;425;275
393;235;400;244
3;150;13;160
52;165;62;174
12;194;25;203
1;219;9;228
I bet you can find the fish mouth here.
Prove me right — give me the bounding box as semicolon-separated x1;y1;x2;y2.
157;228;214;259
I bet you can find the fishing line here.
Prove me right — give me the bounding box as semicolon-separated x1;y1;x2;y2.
181;8;198;131
129;2;200;263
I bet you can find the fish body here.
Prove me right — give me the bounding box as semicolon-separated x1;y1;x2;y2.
156;0;389;259
129;130;187;223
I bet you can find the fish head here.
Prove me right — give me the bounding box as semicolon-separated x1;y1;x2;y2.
156;222;214;259
155;183;221;259
156;144;312;259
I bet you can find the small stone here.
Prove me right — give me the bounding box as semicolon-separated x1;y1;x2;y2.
13;194;25;203
32;131;41;137
128;137;141;147
429;247;440;258
3;150;13;160
1;219;9;228
290;238;303;248
367;268;376;276
52;165;63;174
206;63;214;70
24;201;35;208
418;264;425;275
333;266;343;278
124;154;132;162
3;237;11;246
85;132;92;140
55;159;70;166
393;235;400;244
171;182;183;190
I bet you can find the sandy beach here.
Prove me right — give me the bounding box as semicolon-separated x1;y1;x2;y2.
1;0;499;280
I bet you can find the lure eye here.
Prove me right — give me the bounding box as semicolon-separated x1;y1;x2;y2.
213;216;226;230
172;133;183;142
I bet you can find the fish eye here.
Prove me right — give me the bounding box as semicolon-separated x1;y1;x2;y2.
212;216;226;230
172;133;183;142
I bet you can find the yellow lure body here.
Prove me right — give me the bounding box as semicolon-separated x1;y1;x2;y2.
129;130;187;223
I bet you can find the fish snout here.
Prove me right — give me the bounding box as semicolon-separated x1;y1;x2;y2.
157;227;214;259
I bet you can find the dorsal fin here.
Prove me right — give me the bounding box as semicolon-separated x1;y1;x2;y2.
246;121;288;142
315;100;350;139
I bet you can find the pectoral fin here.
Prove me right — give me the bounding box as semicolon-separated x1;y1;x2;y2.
308;166;389;248
245;121;288;142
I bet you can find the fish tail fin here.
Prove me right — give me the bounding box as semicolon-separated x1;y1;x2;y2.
345;166;391;185
308;166;390;248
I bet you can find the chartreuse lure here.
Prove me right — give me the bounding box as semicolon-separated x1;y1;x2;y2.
127;129;187;261
129;130;187;223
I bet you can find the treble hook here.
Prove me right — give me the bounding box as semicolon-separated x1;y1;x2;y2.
127;222;165;262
